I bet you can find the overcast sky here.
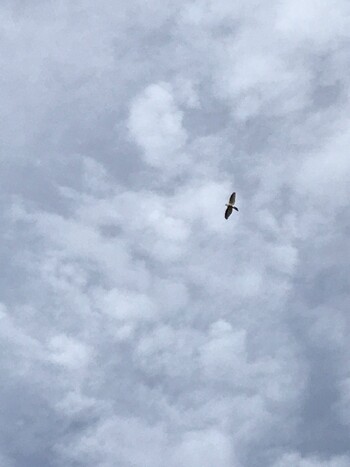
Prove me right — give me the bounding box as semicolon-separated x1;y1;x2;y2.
1;1;350;466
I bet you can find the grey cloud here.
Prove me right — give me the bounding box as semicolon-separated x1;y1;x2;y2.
1;1;350;466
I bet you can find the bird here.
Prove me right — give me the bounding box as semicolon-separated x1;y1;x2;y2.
225;192;239;219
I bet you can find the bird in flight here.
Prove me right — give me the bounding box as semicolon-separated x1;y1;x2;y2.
225;192;239;219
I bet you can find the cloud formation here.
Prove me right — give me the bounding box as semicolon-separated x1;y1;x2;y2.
1;1;350;466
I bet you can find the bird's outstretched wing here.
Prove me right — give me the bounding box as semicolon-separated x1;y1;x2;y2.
229;192;236;205
225;206;233;219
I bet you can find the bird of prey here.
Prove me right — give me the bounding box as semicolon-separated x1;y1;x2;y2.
225;192;239;219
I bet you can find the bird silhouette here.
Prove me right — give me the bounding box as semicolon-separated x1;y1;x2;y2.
225;192;239;219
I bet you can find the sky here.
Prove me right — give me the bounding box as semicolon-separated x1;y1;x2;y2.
1;1;350;466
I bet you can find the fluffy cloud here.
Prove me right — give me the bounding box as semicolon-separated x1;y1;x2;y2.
128;82;188;169
1;1;350;466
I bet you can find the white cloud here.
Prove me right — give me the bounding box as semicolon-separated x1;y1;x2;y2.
199;321;247;382
273;452;350;467
1;0;350;465
296;123;350;211
0;303;43;369
48;334;91;372
275;0;350;47
94;287;157;323
172;429;236;467
57;416;168;467
128;82;188;168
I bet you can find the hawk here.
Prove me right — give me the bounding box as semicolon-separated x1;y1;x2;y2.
225;192;239;219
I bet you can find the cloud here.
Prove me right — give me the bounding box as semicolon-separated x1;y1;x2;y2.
128;82;188;169
48;334;91;372
273;452;350;467
172;429;235;467
1;0;350;466
275;0;350;47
